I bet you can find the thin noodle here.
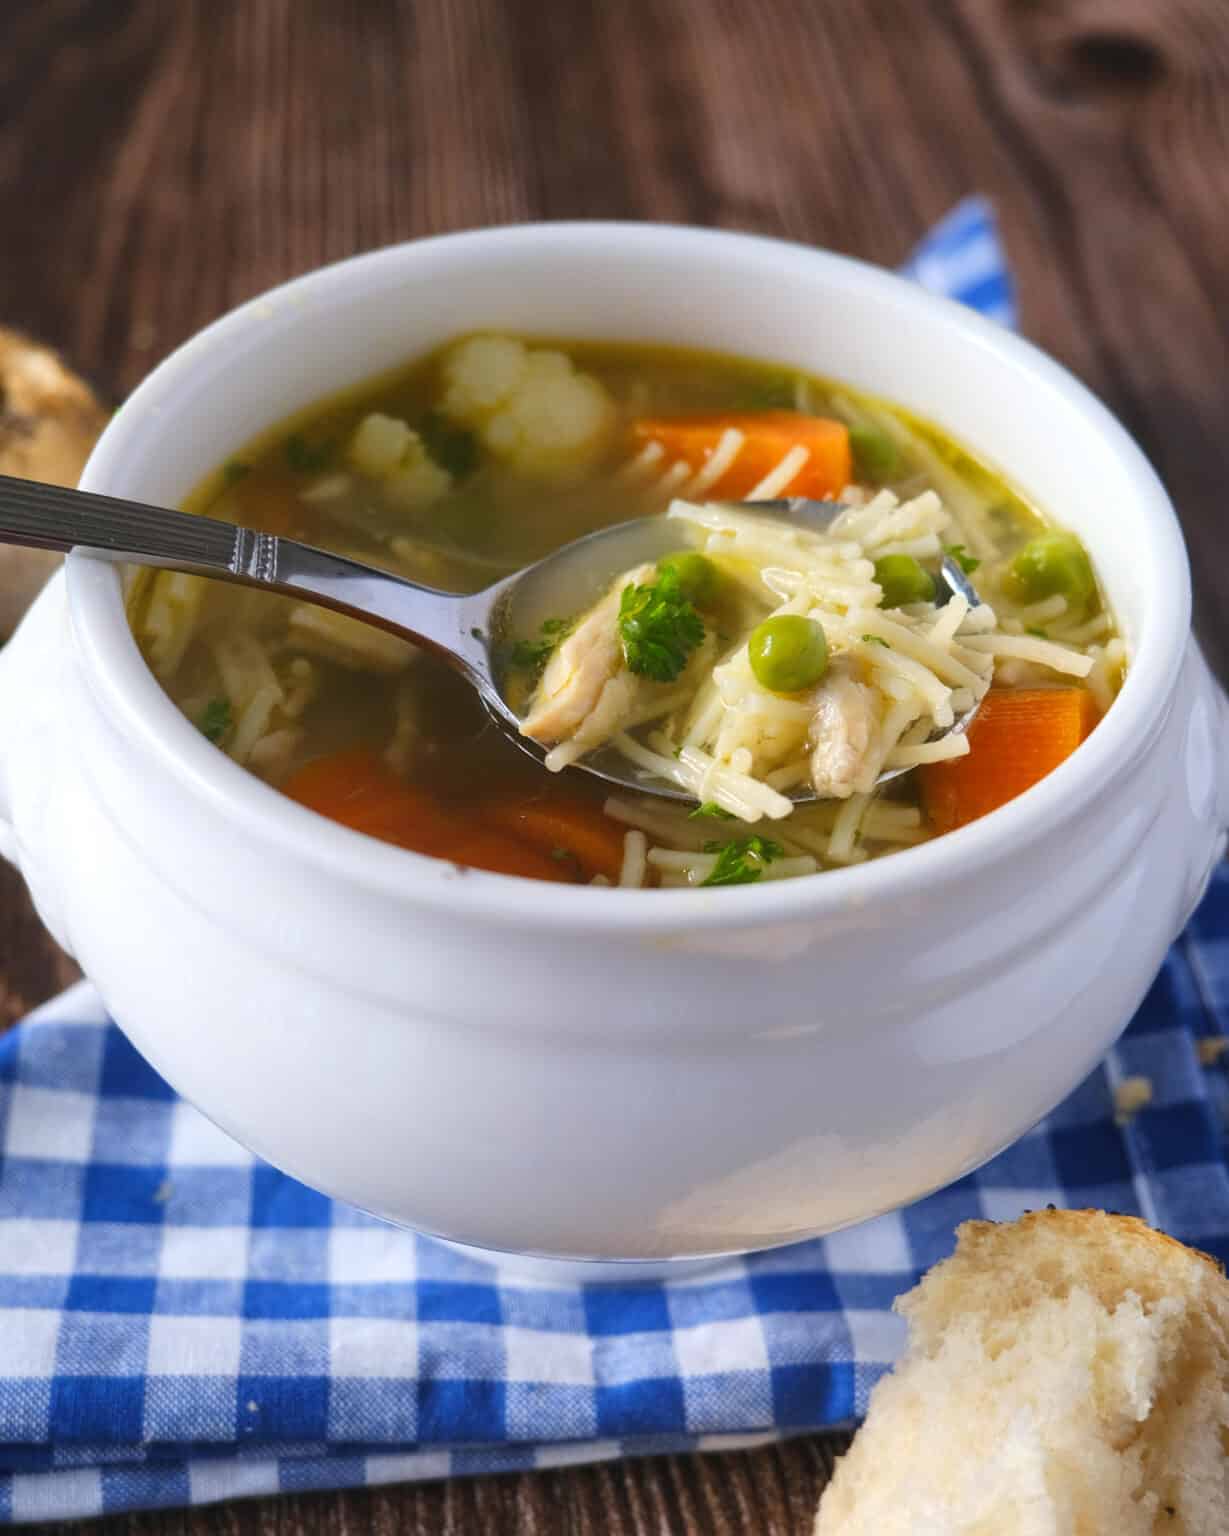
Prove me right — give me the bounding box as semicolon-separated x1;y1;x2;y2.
960;633;1093;677
747;443;811;499
619;830;648;889
683;428;745;497
616;440;665;484
887;735;972;767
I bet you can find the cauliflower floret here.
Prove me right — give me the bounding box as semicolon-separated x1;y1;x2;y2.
440;334;530;419
484;353;614;478
349;412;414;477
347;412;453;511
438;334;615;481
383;447;452;510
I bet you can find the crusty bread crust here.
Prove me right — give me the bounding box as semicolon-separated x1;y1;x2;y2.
815;1208;1229;1536
0;328;108;633
954;1207;1224;1279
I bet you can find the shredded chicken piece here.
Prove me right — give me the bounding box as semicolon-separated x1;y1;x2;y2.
807;661;883;800
554;672;646;758
520;564;655;746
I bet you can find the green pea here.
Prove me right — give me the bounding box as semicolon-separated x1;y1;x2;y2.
849;423;900;482
748;615;829;694
874;554;936;608
657;551;721;606
1004;531;1095;609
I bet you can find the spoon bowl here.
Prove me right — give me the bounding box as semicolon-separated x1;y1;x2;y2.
489;499;983;803
0;475;980;805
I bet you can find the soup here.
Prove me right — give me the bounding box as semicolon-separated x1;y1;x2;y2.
128;334;1125;887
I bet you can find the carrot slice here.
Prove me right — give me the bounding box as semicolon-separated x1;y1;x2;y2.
920;688;1099;835
282;747;396;814
478;796;627;884
631;411;852;499
284;749;456;855
282;749;596;883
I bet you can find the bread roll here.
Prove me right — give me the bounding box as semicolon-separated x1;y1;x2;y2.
815;1209;1229;1535
0;328;108;633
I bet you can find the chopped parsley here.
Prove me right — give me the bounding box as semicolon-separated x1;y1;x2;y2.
861;633;889;647
418;411;479;480
284;434;336;474
617;566;705;683
701;835;784;887
223;460;251;485
508;616;573;676
689;802;735;821
943;543;981;574
199;696;232;745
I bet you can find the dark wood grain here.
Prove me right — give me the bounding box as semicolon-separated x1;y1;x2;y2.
2;0;1228;1530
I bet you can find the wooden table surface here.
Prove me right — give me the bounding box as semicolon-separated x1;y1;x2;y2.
3;0;1228;1529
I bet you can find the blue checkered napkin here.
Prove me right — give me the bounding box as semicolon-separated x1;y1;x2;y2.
5;199;1219;1524
7;879;1229;1531
899;196;1018;326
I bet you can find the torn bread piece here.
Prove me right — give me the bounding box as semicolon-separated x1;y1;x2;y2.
0;328;109;633
815;1208;1229;1536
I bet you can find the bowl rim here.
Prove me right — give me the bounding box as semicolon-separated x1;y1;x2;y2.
70;220;1190;932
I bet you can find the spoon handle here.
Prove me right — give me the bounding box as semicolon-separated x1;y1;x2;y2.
0;472;494;682
0;472;243;566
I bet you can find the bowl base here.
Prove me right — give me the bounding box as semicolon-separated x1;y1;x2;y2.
428;1233;751;1286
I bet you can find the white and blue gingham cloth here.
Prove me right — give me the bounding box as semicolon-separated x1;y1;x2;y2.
8;202;1227;1524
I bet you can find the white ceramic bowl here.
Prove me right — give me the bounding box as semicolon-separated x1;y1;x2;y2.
1;224;1226;1272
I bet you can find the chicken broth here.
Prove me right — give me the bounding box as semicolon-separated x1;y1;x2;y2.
129;334;1125;886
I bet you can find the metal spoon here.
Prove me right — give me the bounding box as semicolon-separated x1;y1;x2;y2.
0;476;981;803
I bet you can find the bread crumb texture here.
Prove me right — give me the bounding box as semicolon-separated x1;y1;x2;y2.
814;1209;1229;1535
0;327;106;485
0;328;107;633
1114;1075;1154;1126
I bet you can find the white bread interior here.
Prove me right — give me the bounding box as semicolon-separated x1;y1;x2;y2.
815;1208;1229;1535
